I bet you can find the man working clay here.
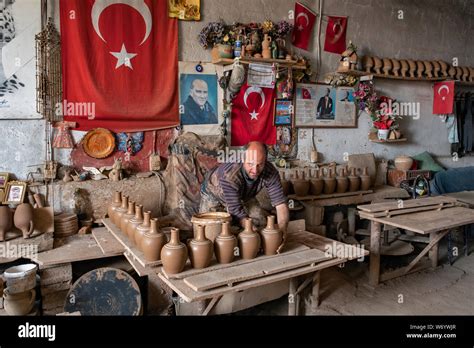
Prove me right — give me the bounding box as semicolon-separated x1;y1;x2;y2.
200;141;289;252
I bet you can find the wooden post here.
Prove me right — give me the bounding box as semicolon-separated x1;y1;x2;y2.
429;230;441;268
369;221;382;286
288;278;297;316
310;271;321;310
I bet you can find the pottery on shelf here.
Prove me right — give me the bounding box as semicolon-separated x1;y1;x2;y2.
362;56;374;73
431;61;441;77
360;167;371;191
120;201;136;233
448;66;456;78
126;204;144;244
214;222;237;264
348;167;360;192
416;61;425;78
14;203;34;239
407;59;417;78
391;59;401;76
438;61;448;77
3;288;36;315
336;168;349;194
279;172;290;196
260;215;283;256
161;228;188;274
323;168;337;195
108;191;122;224
188;225;213;269
455;66;463;81
238;218;261;260
141;218;166;262
309;168;324;196
113;195;128;228
394;155;414;171
262;34;272;59
382;58;392;76
0;206;12;242
134;211;152;252
399;60;409;77
423;61;433;78
461;67;470;82
291;170;310;197
372;56;383;74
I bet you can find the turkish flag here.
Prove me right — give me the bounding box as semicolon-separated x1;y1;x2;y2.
433;81;455;114
292;2;317;51
60;0;179;132
324;16;348;54
301;88;312;99
231;84;276;146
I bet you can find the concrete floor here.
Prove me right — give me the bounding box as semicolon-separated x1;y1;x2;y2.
238;240;474;315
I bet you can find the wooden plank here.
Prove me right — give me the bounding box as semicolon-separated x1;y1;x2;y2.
358;202;455;218
379;259;432;283
355;229;429;244
39;264;72;284
183;249;331;292
357;196;457;213
289;190;372;201
102;218;162;268
404;230;447;273
92;227;126;255
124;252;160;277
444;191;474;207
369;222;382;286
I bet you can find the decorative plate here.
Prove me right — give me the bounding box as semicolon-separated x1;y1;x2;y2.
82;128;116;159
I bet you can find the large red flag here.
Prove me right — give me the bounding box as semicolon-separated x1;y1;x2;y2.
324;16;347;54
292;2;317;51
433;81;455;114
60;0;179;132
231;84;276;146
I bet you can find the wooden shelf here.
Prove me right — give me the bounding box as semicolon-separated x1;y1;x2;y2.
336;69;371;77
370;138;407;143
337;69;454;82
212;57;308;70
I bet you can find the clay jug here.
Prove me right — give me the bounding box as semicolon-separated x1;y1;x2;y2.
431;61;441;77
113;195;128;227
238;218;261;260
391;59;401;76
14;203;34;239
141;218;165;262
309;168;324;196
438;61;448;77
407;59;417;77
280;172;290;196
161;228;188;274
399;60;409;77
262;34;272;59
108;191;122;224
336;168;349;194
126;205;144;244
362;56;373;73
423;61;433;78
260;215;283;256
120;201;136;233
215;222;237;264
291;170;310;197
0;206;12;242
188;225;213;269
323;168;336;194
416;61;425;78
360;167;371;191
348;167;360;192
135;211;151;252
372;56;383;74
3;288;36;315
382;58;392;76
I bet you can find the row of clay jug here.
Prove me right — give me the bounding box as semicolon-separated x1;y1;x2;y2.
0;203;35;242
280;167;371;197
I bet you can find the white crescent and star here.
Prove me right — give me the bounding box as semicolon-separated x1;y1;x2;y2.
110;44;137;69
437;85;450;101
296;12;309;31
244;87;266;120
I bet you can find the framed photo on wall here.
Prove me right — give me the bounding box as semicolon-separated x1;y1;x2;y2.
0;173;9;188
274;99;293;126
4;181;27;205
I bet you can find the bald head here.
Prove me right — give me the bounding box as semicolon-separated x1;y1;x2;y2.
190;79;209;107
243;141;267;179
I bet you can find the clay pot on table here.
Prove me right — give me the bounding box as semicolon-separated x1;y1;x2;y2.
214;222;237;264
126;204;144;244
348;167;360;192
108;191;122;224
134;211;152;252
14;203;34;239
394;155;414;171
279;172;290;196
360;167;371;191
399;60;409;77
309;168;324;196
260;215;283;256
161;228;188;274
188;225;213;269
0;206;12;242
238;218;261;260
291;170;310;197
323;168;337;194
3;288;36;315
113;195;128;228
336;168;349;194
120;201;136;233
141;218;166;262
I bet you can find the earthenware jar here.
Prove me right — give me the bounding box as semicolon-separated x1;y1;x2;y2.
382;58;392;75
238;218;261;260
141;218;166;262
407;59;417;77
135;211;151;252
120;201;136;233
0;206;12;242
260;215;283;256
13;203;34;239
108;191;122;223
372;56;382;74
423;61;433;78
348;167;360;192
3;288;36;315
448;65;456;78
362;56;373;73
438;61;448;77
161;228;188;274
214;222;237;264
280;172;290;196
113;195;128;227
127;204;144;244
394;155;413;171
336;168;349;194
416;61;425;78
188;225;213;269
399;60;409;77
323;168;336;194
309;168;324;196
391;59;401;76
291;170;310;197
360;167;371;191
431;61;441;77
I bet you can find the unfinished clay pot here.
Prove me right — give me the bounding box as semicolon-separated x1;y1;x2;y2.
141;218;166;262
238;218;261;260
3;288;36;315
455;67;463;80
126;204;144;244
291;170;310;197
120;201;136;233
448;65;456;78
113;195;128;227
423;61;433;78
461;67;470;82
416;61;425;78
372;56;383;74
360;167;371;191
361;56;374;73
336;168;349;194
348;167;360;192
391;59;401;76
161;228;188;274
309;168;324;196
438;61;448;77
0;206;12;242
394;155;413;171
382;58;392;76
13;204;34;239
135;211;151;252
399;60;409;77
188;225;213;269
431;61;441;77
323;168;336;194
280;172;290;196
407;59;417;77
469;67;474;82
260;215;283;256
108;191;122;224
214;222;237;264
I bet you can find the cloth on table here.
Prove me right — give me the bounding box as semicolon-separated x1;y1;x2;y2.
430;166;474;195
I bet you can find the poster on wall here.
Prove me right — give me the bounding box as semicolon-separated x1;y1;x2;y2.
179;61;223;135
0;0;42;119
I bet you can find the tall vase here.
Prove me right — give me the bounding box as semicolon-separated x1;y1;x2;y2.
120;201;136;233
14;203;34;239
215;221;237;264
260;215;283;256
126;205;144;245
336;168;349;193
188;225;213;269
309;168;324;196
113;195;128;227
108;191;122;224
237;218;261;260
135;211;151;252
323;168;336;194
161;228;188;274
141;218;165;262
348;167;360;192
360;167;371;191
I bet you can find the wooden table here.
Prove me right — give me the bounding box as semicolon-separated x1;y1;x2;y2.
358;198;474;286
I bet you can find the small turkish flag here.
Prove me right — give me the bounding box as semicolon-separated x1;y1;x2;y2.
292;2;317;51
324;16;348;54
231;83;276;146
301;88;312;99
433;81;455;114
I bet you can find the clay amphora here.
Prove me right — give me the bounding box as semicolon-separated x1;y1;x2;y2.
238;218;261;260
291;170;310;197
113;195;128;227
188;225;213;269
260;215;283;256
214;221;237;264
280;172;290;196
3;288;36;315
135;211;151;252
126;204;144;244
0;206;12;242
336;168;349;194
141;218;165;262
360;167;371;191
14;203;34;239
348;167;360;192
323;168;336;194
120;201;136;233
161;228;188;274
309;168;324;196
108;191;122;224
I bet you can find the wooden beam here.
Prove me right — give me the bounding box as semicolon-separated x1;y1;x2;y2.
369;221;382;286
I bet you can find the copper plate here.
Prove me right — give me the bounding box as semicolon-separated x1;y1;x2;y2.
82;128;116;159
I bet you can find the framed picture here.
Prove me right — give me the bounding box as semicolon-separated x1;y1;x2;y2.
268;126;298;159
295;83;357;128
0;173;9;188
4;181;27;205
0;189;4;203
274;99;293;126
